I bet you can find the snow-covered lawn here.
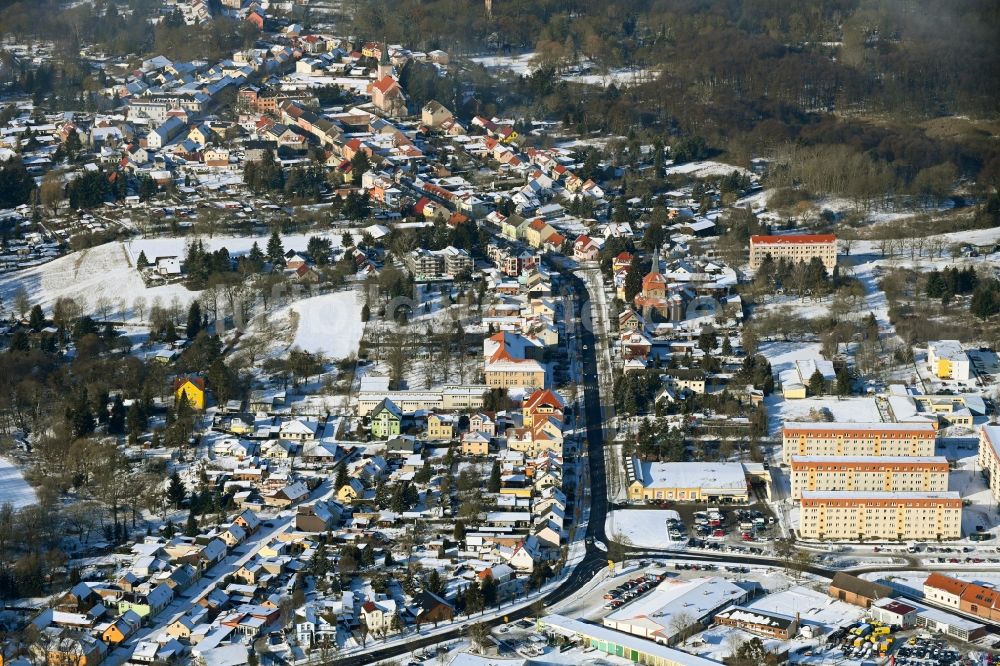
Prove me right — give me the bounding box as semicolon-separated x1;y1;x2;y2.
470;53;654;87
0;241;193;319
0;457;36;509
665;160;753;179
287;291;364;360
759;341;823;377
605;509;683;549
756;297;834;320
469;52;536;75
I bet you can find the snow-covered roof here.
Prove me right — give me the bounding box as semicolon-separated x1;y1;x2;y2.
634;461;747;494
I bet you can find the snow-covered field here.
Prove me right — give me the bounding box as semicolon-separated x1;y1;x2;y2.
756;297;834;321
0;241;193;318
759;341;823;377
469;53;655;87
0;457;36;509
469;52;536;75
605;509;683;549
562;66;655;87
665;160;753;179
286;291;364;360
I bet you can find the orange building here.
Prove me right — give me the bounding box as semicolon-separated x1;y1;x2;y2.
789;456;949;498
799;491;961;541
782;422;937;463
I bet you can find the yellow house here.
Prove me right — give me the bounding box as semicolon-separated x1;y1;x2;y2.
174;377;206;410
426;414;456;441
522;389;564;427
461;431;490;456
524;219;556;250
337;479;364;504
188;124;215;145
782;384;807;400
499;487;533;499
101;611;141;645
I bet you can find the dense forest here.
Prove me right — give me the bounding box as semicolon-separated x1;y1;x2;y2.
360;0;1000;191
1;0;998;196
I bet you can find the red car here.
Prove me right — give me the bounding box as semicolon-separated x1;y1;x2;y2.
741;532;753;541
712;529;725;538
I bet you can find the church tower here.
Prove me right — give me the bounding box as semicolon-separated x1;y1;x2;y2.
377;42;393;80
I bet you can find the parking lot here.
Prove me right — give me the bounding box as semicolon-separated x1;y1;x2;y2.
601;570;667;611
892;636;968;666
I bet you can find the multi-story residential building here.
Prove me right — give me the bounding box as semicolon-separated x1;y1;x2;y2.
441;246;474;275
927;340;972;381
749;233;837;272
483;331;546;389
406;248;443;278
782;422;937;463
369;398;402;439
426;413;455;441
129;99;169;123
789;456;950;499
798;491;962;541
977;424;1000;502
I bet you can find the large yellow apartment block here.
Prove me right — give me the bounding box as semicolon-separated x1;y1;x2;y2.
798;491;962;541
782;422;937;463
789;456;949;499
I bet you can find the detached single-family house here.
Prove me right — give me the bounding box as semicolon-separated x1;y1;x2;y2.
370;398;402;439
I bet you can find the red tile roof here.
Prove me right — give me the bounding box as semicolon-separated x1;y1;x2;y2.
751;234;836;245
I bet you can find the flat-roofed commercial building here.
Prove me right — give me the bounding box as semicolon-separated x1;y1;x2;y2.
749;234;836;272
603;577;751;645
541;614;723;666
788;455;949;499
798;491;962;541
627;459;749;504
782;422;937;463
357;384;490;416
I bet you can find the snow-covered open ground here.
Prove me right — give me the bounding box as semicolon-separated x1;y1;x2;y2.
470;52;536;75
759;341;823;377
605;509;683;549
469;52;655;87
286;291;364;360
665;160;753;179
0;457;36;509
0;241;193;318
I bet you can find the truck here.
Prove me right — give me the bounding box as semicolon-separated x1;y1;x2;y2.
851;623;873;638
